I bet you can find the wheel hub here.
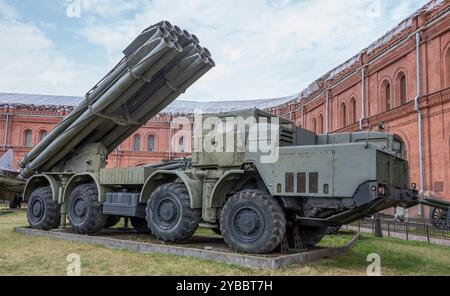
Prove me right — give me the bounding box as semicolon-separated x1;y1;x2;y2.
159;201;177;222
73;198;87;219
31;199;43;218
232;206;264;242
236;212;258;234
155;198;180;228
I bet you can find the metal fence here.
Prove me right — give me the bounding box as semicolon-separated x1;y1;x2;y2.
0;199;10;207
350;218;450;243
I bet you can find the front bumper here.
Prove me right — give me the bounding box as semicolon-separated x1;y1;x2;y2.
353;181;418;209
326;182;419;225
377;182;419;209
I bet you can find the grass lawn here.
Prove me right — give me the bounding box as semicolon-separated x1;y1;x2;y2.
1;209;450;276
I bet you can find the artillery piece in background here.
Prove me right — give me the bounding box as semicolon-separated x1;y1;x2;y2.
19;21;419;254
0;149;25;205
420;197;450;230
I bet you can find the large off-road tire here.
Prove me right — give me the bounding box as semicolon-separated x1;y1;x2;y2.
67;184;107;234
146;183;200;243
27;187;60;230
130;217;151;233
104;215;121;228
220;190;286;254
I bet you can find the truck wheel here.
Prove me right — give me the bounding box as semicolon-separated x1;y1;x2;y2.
131;217;151;233
220;190;286;254
27;187;60;230
146;183;200;243
104;215;121;228
68;184;107;234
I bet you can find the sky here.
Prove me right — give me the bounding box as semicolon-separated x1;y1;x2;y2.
0;0;428;102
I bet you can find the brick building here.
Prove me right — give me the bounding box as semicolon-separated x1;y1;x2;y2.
0;95;196;169
268;0;450;214
0;0;448;216
0;93;290;169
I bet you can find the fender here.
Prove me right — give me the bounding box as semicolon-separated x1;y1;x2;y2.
140;170;203;208
23;174;60;202
63;173;104;203
209;170;245;208
242;158;275;195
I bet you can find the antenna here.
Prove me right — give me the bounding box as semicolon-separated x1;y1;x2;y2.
365;124;372;149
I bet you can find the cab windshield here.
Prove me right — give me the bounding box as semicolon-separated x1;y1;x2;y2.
392;139;404;158
356;138;404;158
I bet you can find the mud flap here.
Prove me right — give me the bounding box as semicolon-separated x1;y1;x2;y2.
280;224;306;254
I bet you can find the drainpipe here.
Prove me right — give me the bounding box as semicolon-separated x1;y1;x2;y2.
359;66;366;130
3;107;10;150
115;148;120;168
414;31;424;216
325;90;330;134
301;106;305;128
168;117;173;160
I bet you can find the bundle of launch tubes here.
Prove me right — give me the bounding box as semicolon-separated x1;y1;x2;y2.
18;21;214;178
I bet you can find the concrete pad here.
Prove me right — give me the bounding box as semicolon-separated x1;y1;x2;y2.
0;209;14;215
14;227;359;269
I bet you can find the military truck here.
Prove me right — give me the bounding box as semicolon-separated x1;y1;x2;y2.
20;21;418;254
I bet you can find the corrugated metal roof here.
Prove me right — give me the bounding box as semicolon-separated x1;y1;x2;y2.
0;92;84;107
163;95;297;114
0;93;84;106
0;92;295;114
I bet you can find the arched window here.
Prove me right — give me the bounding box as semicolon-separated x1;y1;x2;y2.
340;102;347;128
381;80;391;112
445;48;450;88
312;118;317;133
318;114;324;134
24;129;33;147
393;135;408;161
399;74;407;105
132;134;141;151
178;136;185;153
147;135;156;152
350;97;357;123
39;130;48;142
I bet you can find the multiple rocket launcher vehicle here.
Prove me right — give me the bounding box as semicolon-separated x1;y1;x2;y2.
19;21;418;254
